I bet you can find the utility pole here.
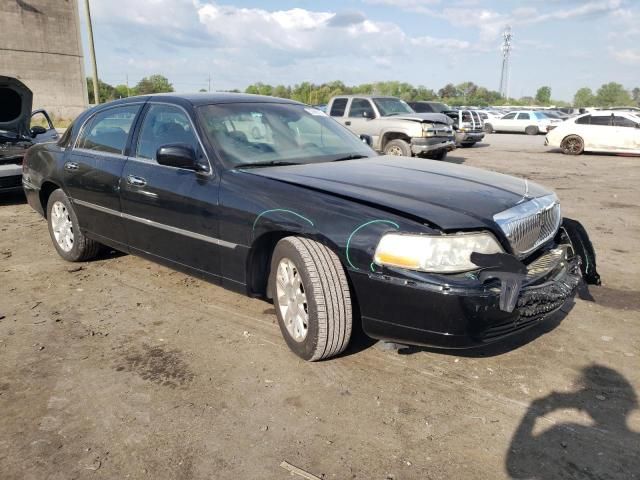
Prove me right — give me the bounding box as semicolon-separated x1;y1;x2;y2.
83;0;100;104
208;74;211;92
499;25;513;100
126;74;130;97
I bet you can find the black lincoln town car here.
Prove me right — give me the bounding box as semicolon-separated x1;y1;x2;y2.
22;93;600;361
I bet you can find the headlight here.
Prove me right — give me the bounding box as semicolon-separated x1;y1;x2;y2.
374;232;503;273
422;124;437;137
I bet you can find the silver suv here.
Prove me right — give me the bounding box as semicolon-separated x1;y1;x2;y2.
327;95;455;160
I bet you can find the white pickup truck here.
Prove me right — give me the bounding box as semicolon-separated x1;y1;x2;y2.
327;95;455;160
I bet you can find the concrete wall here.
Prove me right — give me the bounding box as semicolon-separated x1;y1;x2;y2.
0;0;88;120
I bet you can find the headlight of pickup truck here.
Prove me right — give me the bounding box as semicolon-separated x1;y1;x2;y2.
422;124;438;137
374;232;503;273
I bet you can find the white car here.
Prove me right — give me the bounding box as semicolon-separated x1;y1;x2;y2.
545;111;640;155
484;110;562;135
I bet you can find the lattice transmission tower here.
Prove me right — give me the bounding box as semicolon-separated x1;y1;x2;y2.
499;25;513;99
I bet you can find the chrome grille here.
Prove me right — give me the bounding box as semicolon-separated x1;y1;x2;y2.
493;194;562;258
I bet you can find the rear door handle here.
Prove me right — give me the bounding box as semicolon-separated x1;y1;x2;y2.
64;162;79;171
345;121;351;126
126;175;147;187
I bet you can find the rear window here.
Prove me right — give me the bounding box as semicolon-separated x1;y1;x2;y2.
329;98;348;117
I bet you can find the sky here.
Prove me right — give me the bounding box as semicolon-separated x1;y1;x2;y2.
79;0;640;101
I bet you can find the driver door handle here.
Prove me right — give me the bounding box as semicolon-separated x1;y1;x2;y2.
64;162;79;171
126;175;147;187
345;121;351;126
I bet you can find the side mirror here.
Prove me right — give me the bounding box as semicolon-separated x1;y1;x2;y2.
362;111;370;119
359;134;373;146
30;125;47;137
156;144;204;171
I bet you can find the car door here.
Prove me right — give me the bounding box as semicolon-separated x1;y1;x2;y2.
30;110;58;143
496;112;516;131
328;98;349;128
612;115;640;152
64;103;142;248
345;98;376;136
516;112;532;132
119;102;222;278
586;114;614;150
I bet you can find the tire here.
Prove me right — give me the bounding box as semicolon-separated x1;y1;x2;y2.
270;237;352;361
484;123;493;133
525;125;539;135
560;135;584;155
383;139;411;157
461;143;475;148
427;149;447;160
46;189;101;262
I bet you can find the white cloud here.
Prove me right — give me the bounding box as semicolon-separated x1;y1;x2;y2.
611;48;640;64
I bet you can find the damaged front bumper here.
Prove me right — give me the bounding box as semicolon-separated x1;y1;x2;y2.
351;221;598;349
410;137;456;156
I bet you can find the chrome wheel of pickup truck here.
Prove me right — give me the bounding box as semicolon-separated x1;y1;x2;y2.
383;139;411;157
50;201;74;252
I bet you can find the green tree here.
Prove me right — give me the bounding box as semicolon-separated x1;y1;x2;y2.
595;82;632;107
86;78;116;104
113;84;130;99
535;86;552;105
573;87;595;107
134;74;174;95
199;88;207;92
632;87;640;106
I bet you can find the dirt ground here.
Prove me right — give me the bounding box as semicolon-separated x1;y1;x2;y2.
1;134;639;480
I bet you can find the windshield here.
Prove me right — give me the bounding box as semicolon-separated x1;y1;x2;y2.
198;103;374;168
372;98;414;116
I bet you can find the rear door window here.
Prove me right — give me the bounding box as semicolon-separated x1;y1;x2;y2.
517;113;530;120
576;115;591;124
76;105;139;155
502;113;516;120
590;115;611;126
329;99;348;117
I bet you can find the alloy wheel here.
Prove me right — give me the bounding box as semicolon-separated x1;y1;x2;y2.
50;201;74;252
275;258;309;342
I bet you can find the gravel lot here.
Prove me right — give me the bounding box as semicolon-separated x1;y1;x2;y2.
1;134;639;480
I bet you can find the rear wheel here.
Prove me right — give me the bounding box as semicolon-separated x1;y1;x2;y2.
560;135;584;155
484;123;494;133
461;143;475;148
525;125;539;135
383;139;411;157
46;189;101;262
270;237;352;361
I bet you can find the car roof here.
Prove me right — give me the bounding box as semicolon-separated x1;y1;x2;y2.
332;95;401;100
102;92;302;107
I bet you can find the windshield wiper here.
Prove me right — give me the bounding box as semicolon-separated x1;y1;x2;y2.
234;160;302;169
331;154;369;162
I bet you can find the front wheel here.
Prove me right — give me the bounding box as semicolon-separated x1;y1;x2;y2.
484;123;494;133
560;135;584;155
383;139;411;157
270;237;352;361
525;125;539;135
46;189;101;262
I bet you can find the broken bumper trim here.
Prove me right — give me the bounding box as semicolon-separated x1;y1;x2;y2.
410;138;456;155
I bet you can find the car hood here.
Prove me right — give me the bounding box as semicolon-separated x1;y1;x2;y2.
0;76;33;140
244;156;551;231
387;113;453;125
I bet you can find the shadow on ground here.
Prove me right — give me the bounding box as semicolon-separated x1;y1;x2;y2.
506;364;640;479
0;191;26;206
